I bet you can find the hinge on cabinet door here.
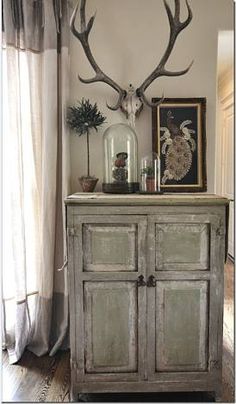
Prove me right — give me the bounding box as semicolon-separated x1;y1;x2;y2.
216;226;225;236
215;218;225;236
210;360;221;370
68;227;77;237
144;367;148;381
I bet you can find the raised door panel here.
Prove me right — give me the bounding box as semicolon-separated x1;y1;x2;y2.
83;224;137;271
84;282;138;374
155;218;210;270
72;215;147;272
155;281;208;372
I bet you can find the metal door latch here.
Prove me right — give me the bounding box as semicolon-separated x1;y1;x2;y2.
147;275;156;287
137;275;146;287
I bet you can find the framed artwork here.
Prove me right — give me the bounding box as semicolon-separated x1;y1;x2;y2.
152;98;207;192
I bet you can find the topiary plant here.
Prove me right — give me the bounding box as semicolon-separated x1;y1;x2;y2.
67;98;106;178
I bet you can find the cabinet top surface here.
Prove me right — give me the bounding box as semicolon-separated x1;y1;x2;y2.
65;193;229;206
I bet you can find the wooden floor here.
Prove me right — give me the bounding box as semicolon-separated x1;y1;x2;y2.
2;349;70;402
2;259;234;403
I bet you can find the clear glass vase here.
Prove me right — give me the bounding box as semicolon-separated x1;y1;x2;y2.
139;152;162;193
102;123;139;193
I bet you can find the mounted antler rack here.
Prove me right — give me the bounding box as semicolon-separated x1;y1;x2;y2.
70;0;193;126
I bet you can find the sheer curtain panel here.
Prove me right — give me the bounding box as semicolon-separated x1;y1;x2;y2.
2;0;71;363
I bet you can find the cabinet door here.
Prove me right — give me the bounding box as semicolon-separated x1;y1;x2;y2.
84;281;137;374
68;215;147;382
147;213;225;380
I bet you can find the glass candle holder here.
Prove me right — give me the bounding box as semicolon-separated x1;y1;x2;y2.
102;123;139;193
139;152;162;193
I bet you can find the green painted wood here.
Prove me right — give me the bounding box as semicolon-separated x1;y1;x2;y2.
70;205;226;217
91;231;130;264
208;216;225;378
155;281;208;372
70;214;147;383
66;197;227;401
83;224;137;271
156;223;209;270
84;282;138;373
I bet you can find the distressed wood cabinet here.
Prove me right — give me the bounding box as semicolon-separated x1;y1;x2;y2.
65;194;229;402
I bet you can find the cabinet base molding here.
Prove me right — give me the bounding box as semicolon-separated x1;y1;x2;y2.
74;381;219;394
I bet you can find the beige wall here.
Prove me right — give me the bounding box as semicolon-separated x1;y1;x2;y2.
69;0;233;193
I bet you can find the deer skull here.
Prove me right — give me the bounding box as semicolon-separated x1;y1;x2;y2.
120;85;143;128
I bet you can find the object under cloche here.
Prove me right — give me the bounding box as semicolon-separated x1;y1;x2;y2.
102;123;138;193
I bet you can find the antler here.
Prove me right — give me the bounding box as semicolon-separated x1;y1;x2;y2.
70;0;126;110
70;0;193;125
136;0;193;108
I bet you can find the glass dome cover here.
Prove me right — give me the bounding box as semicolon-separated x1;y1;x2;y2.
102;123;138;193
140;152;162;193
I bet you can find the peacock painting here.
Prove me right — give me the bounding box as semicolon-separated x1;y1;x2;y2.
160;110;196;184
152;98;207;192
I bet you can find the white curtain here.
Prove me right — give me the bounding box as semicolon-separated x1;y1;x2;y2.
2;0;71;363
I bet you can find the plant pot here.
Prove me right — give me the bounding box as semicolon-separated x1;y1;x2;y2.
79;176;98;192
146;177;156;192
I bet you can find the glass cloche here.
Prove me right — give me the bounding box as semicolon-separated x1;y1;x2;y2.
102;123;138;193
139;152;162;193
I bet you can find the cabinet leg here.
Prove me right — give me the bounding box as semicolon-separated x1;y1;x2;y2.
215;387;222;402
78;393;92;402
70;386;78;402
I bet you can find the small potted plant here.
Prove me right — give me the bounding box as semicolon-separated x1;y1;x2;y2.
67;99;106;192
141;166;156;192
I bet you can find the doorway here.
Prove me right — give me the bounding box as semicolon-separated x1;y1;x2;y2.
216;30;234;259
